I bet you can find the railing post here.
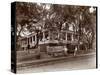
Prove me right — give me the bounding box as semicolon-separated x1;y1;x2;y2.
66;32;67;40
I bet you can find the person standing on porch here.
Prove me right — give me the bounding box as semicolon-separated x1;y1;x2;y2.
74;46;78;56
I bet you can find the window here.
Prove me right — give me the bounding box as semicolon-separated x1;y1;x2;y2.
45;31;49;40
39;32;43;41
33;36;35;41
67;33;72;41
61;32;66;40
30;37;32;43
53;32;58;40
69;24;73;31
62;22;69;30
73;34;78;40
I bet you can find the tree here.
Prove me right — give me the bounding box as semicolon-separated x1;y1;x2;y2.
16;2;96;50
78;7;96;49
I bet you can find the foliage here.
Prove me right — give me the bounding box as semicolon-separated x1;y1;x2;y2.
16;2;96;49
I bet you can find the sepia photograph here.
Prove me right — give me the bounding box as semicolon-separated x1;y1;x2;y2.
14;2;97;73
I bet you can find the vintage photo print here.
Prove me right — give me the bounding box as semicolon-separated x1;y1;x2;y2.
12;2;97;73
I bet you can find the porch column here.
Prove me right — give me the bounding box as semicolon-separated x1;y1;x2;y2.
71;33;74;41
66;32;67;40
42;31;45;41
32;36;33;43
29;37;32;48
49;31;51;40
27;37;28;46
29;38;30;45
35;34;37;44
58;31;60;40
